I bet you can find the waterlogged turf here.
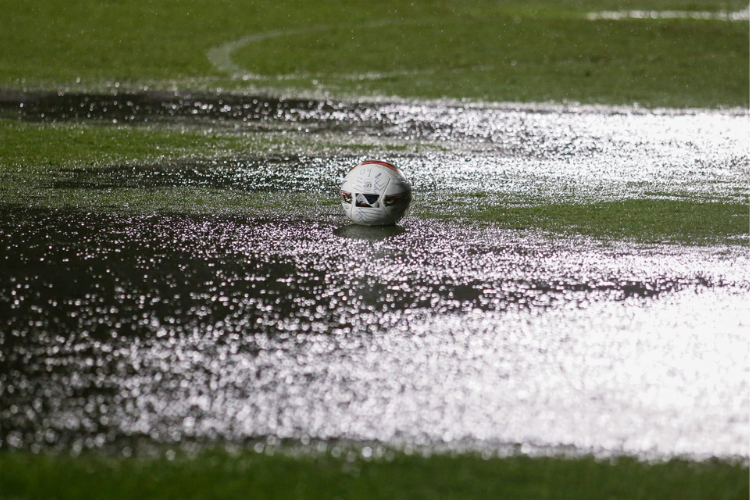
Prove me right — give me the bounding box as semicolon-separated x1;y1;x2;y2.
1;93;747;241
2;93;748;204
1;93;748;466
2;209;748;458
1;1;749;493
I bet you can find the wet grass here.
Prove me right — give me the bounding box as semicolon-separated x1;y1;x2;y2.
3;187;744;245
418;196;750;244
0;118;347;215
0;450;747;500
234;17;748;108
0;119;295;167
1;0;747;107
0;116;417;169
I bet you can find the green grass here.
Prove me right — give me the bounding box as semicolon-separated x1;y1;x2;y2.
416;195;749;244
234;17;748;107
0;120;301;168
1;0;747;107
0;450;747;500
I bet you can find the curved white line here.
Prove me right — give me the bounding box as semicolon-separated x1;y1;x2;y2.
207;25;333;80
208;11;747;87
207;20;493;82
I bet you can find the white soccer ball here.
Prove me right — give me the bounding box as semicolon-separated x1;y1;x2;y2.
340;160;412;226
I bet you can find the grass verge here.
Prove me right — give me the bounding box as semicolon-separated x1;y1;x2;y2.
0;450;747;500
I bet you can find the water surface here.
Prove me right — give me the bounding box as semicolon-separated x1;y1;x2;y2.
0;92;748;459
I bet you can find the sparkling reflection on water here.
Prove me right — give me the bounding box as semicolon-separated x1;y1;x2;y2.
2;92;748;203
0;93;748;459
1;210;747;458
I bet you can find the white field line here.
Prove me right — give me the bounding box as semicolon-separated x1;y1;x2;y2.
208;12;748;84
587;8;749;21
207;25;331;80
207;20;454;82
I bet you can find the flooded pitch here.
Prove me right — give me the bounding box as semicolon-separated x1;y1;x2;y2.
0;93;748;460
3;91;747;204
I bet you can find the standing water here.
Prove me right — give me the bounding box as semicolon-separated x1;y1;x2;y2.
0;92;748;459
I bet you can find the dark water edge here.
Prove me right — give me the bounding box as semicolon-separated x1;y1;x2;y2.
0;90;364;124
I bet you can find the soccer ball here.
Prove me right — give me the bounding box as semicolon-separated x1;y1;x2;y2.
340;160;412;226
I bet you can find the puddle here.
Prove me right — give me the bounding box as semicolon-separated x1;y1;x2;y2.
50;156;350;192
1;92;748;459
3;92;747;202
334;225;405;241
0;90;366;127
1;208;747;458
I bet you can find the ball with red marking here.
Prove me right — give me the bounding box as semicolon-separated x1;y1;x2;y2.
340;160;412;226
